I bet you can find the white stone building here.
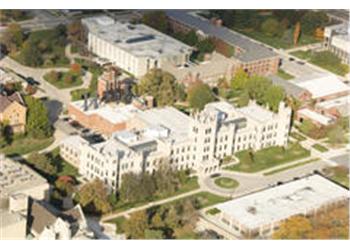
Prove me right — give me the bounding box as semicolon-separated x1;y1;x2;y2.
60;101;291;191
82;16;192;78
324;23;350;65
204;175;349;239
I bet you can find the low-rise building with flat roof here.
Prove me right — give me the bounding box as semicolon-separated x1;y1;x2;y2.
204;175;349;239
291;73;350;103
67;98;141;136
82;16;192;78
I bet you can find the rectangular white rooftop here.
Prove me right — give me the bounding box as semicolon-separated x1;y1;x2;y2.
0;155;47;198
237;103;274;123
298;108;334;126
316;95;350;116
82;15;192;59
70;99;140;124
216;175;349;230
292;74;350;99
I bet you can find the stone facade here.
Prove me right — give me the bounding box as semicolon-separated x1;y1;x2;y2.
0;92;27;133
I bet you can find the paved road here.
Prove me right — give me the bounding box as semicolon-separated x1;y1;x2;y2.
330;153;350;168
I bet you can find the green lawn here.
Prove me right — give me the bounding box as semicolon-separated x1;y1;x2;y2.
290;132;307;141
44;71;83;89
214;177;239;189
108;216;127;234
312;144;329;153
206;207;221;215
235;28;319;49
263;158;320;176
225;143;310;173
322;166;349;188
277;69;294;80
0;135;54;156
291;50;349;76
47;148;79;177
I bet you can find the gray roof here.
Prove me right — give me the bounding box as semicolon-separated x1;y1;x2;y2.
165;10;277;62
268;75;305;97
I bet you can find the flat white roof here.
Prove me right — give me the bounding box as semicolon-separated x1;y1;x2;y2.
136;107;193;143
83;16;192;59
0;155;48;197
216;175;349;230
298;108;334;125
237;103;274;123
292;74;350;99
70;99;140;124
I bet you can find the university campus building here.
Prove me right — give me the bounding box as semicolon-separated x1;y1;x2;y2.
82;16;192;78
324;23;350;65
60;101;291;191
165;10;280;78
200;175;349;239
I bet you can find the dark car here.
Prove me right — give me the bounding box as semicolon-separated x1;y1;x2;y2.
288;57;295;61
296;61;305;65
26;77;39;85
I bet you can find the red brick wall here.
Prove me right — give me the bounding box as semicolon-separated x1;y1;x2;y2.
68;104;126;136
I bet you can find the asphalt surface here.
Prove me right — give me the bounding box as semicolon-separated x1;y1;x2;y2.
330;153;350;168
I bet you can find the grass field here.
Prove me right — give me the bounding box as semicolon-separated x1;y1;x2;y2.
290;50;349;76
226;143;310;173
44;71;83;89
263;158;320;176
0;135;54;156
312;144;329;153
277;69;294;80
290;132;307;141
322;166;349;188
214;177;239;189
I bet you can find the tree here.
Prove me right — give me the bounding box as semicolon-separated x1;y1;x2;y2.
70;63;82;74
20;41;43;67
47;70;60;83
293;22;301;46
272;216;313;239
187;82;215;111
144;229;165;239
119;172;156;203
231;69;249;90
64;73;74;84
142;11;170;34
24;95;52;138
77;179;111;214
327;124;347;144
264;85;285;112
137;69;184;107
1;22;23;53
301;11;329;35
27;153;56;176
153;163;181;197
183;30;198;46
0;121;13;145
123;210;149;239
261;18;282;37
236;90;250;107
67;20;85;45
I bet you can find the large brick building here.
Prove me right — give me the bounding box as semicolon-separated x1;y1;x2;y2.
165;10;280;78
0;92;27;133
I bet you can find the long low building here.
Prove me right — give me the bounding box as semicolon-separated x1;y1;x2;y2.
205;175;349;239
61;101;291;190
82;16;192;78
165;10;280;77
